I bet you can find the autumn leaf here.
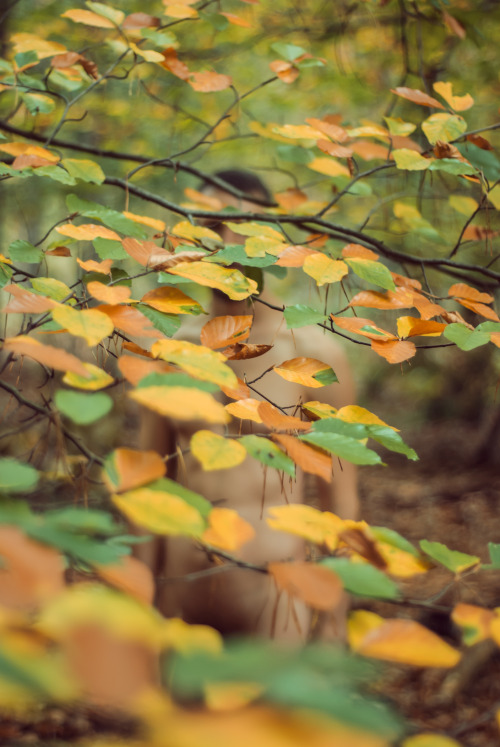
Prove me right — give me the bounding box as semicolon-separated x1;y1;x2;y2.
391;87;445;109
167;261;258;301
103;448;166;493
200;315;253;349
96;555;155;605
52;306;114;346
370;339;417;364
303;254;349;285
152;339;237;388
201;508;255;551
2;283;59;314
190;431;247;471
189;72;232;92
87;281;132;305
258;402;311;432
272;433;332;483
113;487;205;538
63;362;114;391
97;304;163;339
130;385;229;424
225;398;263;423
268;562;343;610
274;357;338;388
2;335;89;376
57;223;120;241
267;504;343;550
140;286;203;315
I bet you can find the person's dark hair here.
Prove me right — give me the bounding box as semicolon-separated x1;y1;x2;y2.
212;169;272;202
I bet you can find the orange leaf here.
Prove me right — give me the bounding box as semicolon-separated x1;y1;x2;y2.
220;12;252;27
3;335;89;376
330;315;396;341
140;286;202;314
442;10;466;39
0;526;65;611
122;12;160;29
46;246;71;257
77;257;113;275
200;315;253;349
221;343;272;360
451;603;495;645
392;273;422;290
122;211;165;232
87;281;131;305
371;339;416;363
350;141;390;161
274;189;308;212
305;117;350;143
391;87;445;109
2;284;58;314
397;317;446;338
339;527;387;569
97;305;162;339
12;154;55;170
225;398;263;423
268;561;343;611
269;60;299;84
0;142;59;162
352;617;461;668
275;245;318;267
274;357;336;388
121;237;172;268
103;448;166;493
57;224;120;241
61;9;115;27
467;133;493;150
202;508;255;552
349;288;414;310
316;139;353;158
462;226;499;241
411;293;446;321
189;71;232;93
161;48;191;80
456;299;500;322
272;433;331;482
118;355;174;386
220;377;251;401
341;244;379;261
96;555;155;605
258;402;311;432
448;283;493;304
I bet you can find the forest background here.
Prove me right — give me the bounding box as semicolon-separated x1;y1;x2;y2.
0;0;499;745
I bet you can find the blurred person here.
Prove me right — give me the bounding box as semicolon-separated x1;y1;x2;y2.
136;170;359;641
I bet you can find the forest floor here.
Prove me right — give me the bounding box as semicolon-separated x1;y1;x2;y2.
358;418;500;747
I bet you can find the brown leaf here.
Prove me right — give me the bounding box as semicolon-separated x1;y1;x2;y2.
221;343;272;360
442;10;466;39
79;55;99;79
87;281;131;305
2;284;58;314
269;59;299;84
349;141;390;161
462;226;499;241
275;245;318;267
258;402;311;432
349;288;414;310
466;134;494;151
316;139;353;158
391;87;445;109
341;244;379;261
338;528;387;569
305;117;350;143
273;433;331;482
440;309;474;329
97;556;155;605
121;237;172;268
200;315;253;349
46;246;71;256
122;12;160;28
77;257;113;275
3;335;89;376
370;339;416;363
189;71;232;93
268;561;343;610
51;51;81;68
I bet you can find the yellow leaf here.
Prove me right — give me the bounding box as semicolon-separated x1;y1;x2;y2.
336;405;397;430
274;357;336;388
87;281;132;305
448;195;478;216
56;223;120;241
163;3;198;18
267;504;344;551
140;286;203;314
162;618;222;654
224;222;284;241
393;149;430;171
204;682;263;711
347;610;384;650
248;121;290;142
224;398;263;423
302;401;338;420
397;316;446;338
103;448;166;493
0;142;60;162
376;542;430;578
167;261;258;301
202;507;255;551
63;362;114;390
191;431;246;471
130;386;229;424
402;735;463;747
61;9;120;27
451;603;494;646
11;33;67;60
39;583;166;649
52;306;114;346
307;157;350;177
487;184;500;210
129;42;165;63
172;221;221;242
122;211;166;232
152;338;237;388
433;81;474;112
113;487;205;538
303;254;348;285
350;615;461;668
245;236;285;257
272;123;324;140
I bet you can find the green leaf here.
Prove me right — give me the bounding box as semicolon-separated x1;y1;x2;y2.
137;303;181;337
443;322;490;351
488;542;500;568
284;304;327;329
419;539;480;573
240;435;295;477
276;144;314;164
62;158;105;184
34;165;76;185
422;113;467;145
136;373;219;392
21;92;56;114
31;277;72;302
428;159;477;176
206;244;276;268
93;237;129;260
206;13;229;30
15;50;39;68
44;506;122;536
66;194;147;239
271;42;306;62
383;116;416;136
345;258;396;291
366;425;418;461
321;558;400;599
0;262;14;289
8;240;43;263
392;149;430;171
141;28;177;47
55;390;113;425
300;430;382;465
0;458;39;493
371;526;420;556
455;142;500;181
329;175;373;196
85;0;124;24
147;477;212;519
